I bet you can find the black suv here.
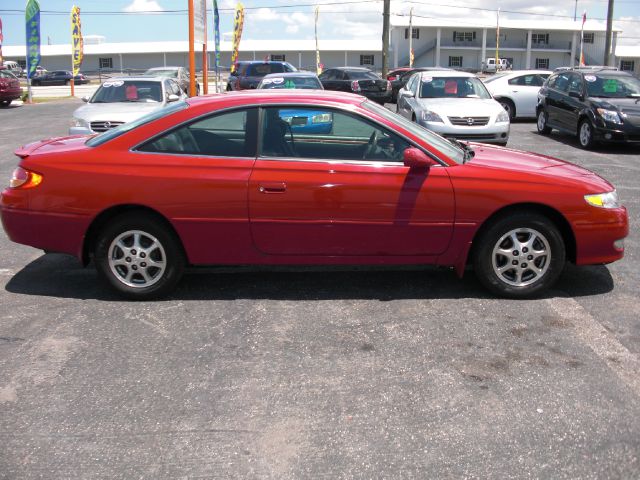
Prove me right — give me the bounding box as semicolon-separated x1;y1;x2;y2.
536;68;640;148
226;61;297;90
318;67;391;104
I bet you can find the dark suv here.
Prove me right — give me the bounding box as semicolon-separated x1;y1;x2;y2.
226;61;297;90
536;68;640;148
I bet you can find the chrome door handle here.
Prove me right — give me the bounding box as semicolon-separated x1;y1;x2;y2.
258;182;287;194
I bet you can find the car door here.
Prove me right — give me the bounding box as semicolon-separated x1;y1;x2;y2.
508;74;544;117
562;73;585;133
133;107;259;264
397;74;419;119
248;105;455;256
545;72;570;128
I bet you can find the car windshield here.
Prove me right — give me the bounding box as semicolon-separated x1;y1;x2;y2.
259;76;322;89
146;69;179;78
86;101;188;147
420;76;492;99
362;100;465;164
586;74;640;98
347;71;379;80
247;63;285;76
91;80;164;104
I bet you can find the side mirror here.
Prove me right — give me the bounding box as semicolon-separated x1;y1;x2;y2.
81;95;90;102
569;91;583;100
403;147;438;169
167;94;180;102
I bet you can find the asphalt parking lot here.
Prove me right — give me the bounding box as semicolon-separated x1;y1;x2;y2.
1;99;639;479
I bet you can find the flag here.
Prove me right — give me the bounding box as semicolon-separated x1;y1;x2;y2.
315;7;321;75
71;6;84;76
230;2;244;73
410;48;414;67
0;17;4;64
579;11;586;67
212;0;220;70
25;0;41;79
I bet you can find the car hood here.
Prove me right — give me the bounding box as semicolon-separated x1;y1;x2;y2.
72;102;165;123
416;97;504;116
463;143;613;190
589;96;640;115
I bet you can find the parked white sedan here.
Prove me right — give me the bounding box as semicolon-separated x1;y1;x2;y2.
483;70;551;120
396;70;510;145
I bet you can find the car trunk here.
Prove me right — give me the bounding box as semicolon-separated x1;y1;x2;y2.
355;79;388;92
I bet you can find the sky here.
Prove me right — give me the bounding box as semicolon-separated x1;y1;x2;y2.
0;0;639;47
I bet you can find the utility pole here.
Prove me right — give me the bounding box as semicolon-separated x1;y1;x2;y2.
604;0;614;66
382;0;390;78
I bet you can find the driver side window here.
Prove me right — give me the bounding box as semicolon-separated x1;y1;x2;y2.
260;107;410;162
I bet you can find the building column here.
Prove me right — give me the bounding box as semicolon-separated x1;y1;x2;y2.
435;28;441;67
481;28;487;67
298;52;302;68
394;34;398;68
344;51;348;66
163;52;167;67
526;30;532;69
570;31;577;67
119;53;123;74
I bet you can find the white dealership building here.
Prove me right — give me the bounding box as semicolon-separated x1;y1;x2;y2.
1;16;634;74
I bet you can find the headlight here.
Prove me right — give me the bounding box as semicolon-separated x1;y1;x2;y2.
596;108;622;125
312;113;332;123
496;110;510;123
421;110;443;123
70;117;88;128
584;190;620;209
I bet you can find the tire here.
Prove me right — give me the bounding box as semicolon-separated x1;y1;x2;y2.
196;84;201;96
578;119;596;149
536;109;551;134
94;213;186;300
0;100;11;107
65;80;70;86
473;213;565;298
499;99;515;121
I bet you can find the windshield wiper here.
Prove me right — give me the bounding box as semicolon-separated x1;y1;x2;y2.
448;137;475;163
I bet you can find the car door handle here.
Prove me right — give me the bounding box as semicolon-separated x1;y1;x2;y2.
511;90;519;93
258;182;287;194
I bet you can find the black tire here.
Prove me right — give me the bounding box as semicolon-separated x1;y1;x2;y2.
499;99;515;121
196;84;201;96
473;213;565;298
0;100;11;107
94;213;185;300
536;109;551;134
578;119;596;149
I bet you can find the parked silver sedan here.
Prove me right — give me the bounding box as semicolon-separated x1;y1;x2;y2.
396;70;510;145
69;77;186;135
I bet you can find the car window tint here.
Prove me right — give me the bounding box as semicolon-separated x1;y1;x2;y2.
585;74;640;98
420;77;491;99
260;76;322;89
138;108;257;157
567;74;584;94
346;71;378;80
508;75;542;86
260;107;410;162
92;80;163;103
553;73;571;92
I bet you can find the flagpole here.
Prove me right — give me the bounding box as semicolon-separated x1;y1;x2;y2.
579;11;586;66
409;8;413;67
495;8;500;71
315;6;320;75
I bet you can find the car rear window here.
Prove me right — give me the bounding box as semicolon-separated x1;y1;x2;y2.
346;71;379;80
247;63;285;76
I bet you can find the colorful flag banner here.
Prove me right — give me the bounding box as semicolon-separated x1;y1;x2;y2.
230;2;244;73
212;0;220;70
25;0;41;79
71;6;84;76
579;11;587;66
315;7;321;75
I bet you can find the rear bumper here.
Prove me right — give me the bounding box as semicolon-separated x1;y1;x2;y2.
573;207;628;265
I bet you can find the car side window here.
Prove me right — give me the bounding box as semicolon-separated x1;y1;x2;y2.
168;80;181;96
567;74;584;95
319;70;333;81
410;75;420;96
260;107;410;162
554;73;571;92
508;74;545;87
137;108;258;157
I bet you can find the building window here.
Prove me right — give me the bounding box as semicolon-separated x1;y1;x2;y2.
531;33;549;45
270;54;285;62
453;31;476;42
583;32;594;44
404;28;419;39
535;58;549;69
448;56;463;67
360;55;374;66
99;57;113;69
620;60;635;71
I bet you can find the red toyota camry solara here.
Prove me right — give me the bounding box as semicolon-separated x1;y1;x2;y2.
0;91;628;299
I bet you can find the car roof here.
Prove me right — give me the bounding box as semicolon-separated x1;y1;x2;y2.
146;66;182;71
262;72;319;79
103;76;167;83
190;89;366;108
500;70;552;76
334;66;372;71
417;70;476;78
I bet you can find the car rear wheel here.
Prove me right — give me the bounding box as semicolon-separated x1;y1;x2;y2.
536;109;551;134
94;213;185;300
473;213;565;298
499;99;515;121
578;119;596;149
0;100;11;107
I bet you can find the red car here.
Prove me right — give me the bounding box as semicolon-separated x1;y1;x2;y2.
1;91;628;299
0;68;23;107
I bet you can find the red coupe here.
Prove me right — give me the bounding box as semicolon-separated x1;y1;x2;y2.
1;91;628;299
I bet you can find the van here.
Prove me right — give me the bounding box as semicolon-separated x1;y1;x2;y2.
482;58;510;73
2;61;23;77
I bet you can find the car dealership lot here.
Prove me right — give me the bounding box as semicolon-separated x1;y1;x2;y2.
0;100;639;478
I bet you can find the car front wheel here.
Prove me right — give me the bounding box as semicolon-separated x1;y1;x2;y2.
473;213;565;298
578;119;596;149
499;99;515;121
537;109;551;134
94;213;185;299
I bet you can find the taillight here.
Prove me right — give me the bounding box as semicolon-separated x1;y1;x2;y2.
351;80;361;92
9;167;42;189
388;76;397;81
386;80;392;91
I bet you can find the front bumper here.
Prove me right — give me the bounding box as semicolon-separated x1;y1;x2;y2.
419;119;510;144
573;207;628;265
593;123;640;143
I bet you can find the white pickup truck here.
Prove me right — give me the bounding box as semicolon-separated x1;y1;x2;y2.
482;58;511;73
